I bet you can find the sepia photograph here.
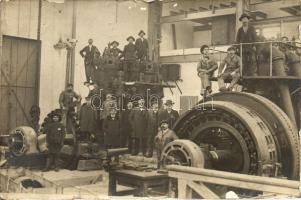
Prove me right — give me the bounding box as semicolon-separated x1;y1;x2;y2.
0;0;300;199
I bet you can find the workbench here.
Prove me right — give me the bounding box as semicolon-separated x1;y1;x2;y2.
108;169;169;197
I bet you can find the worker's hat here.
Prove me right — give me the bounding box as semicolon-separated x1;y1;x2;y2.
138;30;146;36
200;45;209;54
164;99;175;106
51;112;62;121
159;119;169;126
127;36;135;42
111;41;119;46
239;13;251;21
227;46;237;52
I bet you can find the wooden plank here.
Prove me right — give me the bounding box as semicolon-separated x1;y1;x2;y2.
187;181;219;199
250;0;301;10
177;179;191;199
161;7;236;23
167;165;299;189
168;171;300;196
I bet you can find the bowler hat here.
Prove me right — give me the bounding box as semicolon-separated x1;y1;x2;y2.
164;100;174;106
159;119;169;126
51;112;62;121
111;41;119;46
127;36;135;42
200;45;209;54
227;46;236;52
138;30;146;36
239;13;251;21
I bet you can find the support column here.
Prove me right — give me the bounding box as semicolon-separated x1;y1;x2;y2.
235;0;250;33
70;0;77;86
148;0;162;62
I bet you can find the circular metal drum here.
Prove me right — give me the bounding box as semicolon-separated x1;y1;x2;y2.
202;92;299;179
173;101;279;177
161;139;205;168
8;126;38;156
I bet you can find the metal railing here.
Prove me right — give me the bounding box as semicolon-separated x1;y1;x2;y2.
210;41;301;78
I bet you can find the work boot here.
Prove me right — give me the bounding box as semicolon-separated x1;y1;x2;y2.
54;167;59;172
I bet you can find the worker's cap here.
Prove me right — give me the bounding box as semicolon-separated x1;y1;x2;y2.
227;46;237;52
159;120;169;126
164;99;175;106
200;45;209;54
51;112;62;120
111;41;119;46
127;36;135;42
138;30;146;36
67;83;73;87
239;13;251;21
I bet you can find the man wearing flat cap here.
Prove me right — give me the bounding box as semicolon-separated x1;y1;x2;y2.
236;13;258;76
197;45;218;97
135;30;149;61
121;36;138;81
158;100;179;128
217;46;241;91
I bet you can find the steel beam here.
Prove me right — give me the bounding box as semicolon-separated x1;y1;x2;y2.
160;7;236;24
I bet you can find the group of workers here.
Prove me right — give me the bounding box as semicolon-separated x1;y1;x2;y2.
79;30;149;84
42;12;300;171
197;13;256;96
197;13;301;96
43;82;180;171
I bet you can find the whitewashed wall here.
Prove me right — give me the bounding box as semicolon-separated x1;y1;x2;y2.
1;0;148;121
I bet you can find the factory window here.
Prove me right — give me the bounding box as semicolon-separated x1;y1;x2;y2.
261;27;281;40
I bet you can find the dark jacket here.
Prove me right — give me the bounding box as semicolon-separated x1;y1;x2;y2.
147;110;159;137
236;25;257;52
218;54;241;74
109;48;123;58
121;109;132;136
158;109;180;128
154;129;178;151
80;45;100;65
45;122;66;145
103;115;121;147
122;43;137;61
135;38;148;59
79;103;97;133
129;107;148;138
197;54;218;76
59;90;81;108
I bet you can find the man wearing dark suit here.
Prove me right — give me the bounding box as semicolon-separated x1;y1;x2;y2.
80;39;100;83
129;99;148;156
159;100;179;129
135;30;149;61
236;13;258;76
146;102;159;157
121;36;138;81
